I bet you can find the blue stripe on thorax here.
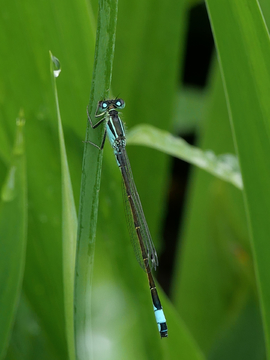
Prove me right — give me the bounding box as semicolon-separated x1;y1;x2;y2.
106;111;126;164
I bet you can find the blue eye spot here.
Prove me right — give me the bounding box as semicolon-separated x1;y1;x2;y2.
102;102;108;109
115;99;125;109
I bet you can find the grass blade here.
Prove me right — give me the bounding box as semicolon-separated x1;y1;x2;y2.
127;124;242;189
206;0;270;356
74;0;119;359
50;52;77;360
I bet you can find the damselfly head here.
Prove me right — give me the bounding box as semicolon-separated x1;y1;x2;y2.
98;99;125;112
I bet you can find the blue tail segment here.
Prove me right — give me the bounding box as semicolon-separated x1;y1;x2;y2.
154;305;168;338
151;285;168;337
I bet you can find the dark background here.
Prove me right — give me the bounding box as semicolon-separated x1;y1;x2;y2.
159;3;214;296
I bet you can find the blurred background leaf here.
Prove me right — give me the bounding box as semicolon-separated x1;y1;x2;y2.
0;118;27;360
127;124;242;189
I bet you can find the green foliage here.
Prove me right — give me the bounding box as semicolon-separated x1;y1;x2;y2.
0;118;27;359
127;124;242;189
1;0;270;359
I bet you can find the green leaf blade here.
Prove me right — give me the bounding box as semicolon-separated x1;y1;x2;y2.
50;52;77;360
127;124;242;189
74;1;119;359
206;0;270;356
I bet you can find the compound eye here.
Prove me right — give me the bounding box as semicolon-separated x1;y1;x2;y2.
99;101;108;110
115;99;125;109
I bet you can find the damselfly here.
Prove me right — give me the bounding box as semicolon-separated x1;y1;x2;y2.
87;98;168;338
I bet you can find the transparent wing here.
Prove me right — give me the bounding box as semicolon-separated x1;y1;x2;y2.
119;148;158;272
122;182;147;270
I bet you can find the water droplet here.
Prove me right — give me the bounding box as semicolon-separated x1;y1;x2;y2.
50;52;61;77
218;153;240;172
